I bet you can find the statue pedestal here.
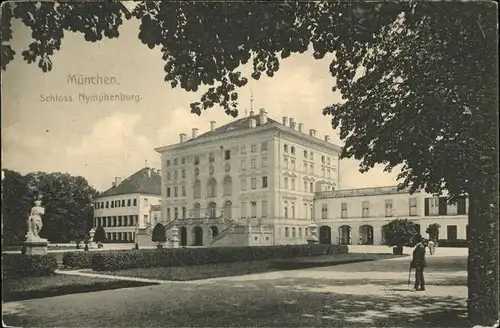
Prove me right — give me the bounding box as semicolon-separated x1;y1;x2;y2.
306;235;319;245
24;238;49;255
136;228;154;247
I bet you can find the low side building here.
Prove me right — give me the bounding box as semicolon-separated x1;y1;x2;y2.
313;186;468;245
93;167;162;243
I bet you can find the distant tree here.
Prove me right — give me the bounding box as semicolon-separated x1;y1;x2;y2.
24;172;99;243
383;219;420;253
93;225;106;244
425;223;441;242
1;170;32;245
151;223;166;248
1;170;99;244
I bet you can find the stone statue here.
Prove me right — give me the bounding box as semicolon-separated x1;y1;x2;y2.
26;200;45;241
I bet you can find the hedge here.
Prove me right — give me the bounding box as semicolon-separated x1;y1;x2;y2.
62;249;134;269
436;239;468;248
62;251;95;269
91;244;348;271
2;254;58;279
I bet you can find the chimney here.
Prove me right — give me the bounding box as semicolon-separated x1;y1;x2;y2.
289;118;295;129
298;123;304;132
112;181;116;188
147;168;151;177
324;135;331;142
192;128;199;138
249;110;254;117
210;121;216;131
259;108;267;124
179;133;187;143
156;169;161;175
309;129;316;137
282;116;288;127
249;118;257;128
115;177;122;185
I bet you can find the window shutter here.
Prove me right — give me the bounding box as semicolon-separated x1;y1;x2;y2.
424;198;429;216
439;197;448;215
457;197;466;215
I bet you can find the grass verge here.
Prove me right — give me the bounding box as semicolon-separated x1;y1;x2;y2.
96;253;406;281
2;274;159;302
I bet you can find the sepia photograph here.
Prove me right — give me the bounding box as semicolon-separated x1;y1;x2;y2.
1;1;498;327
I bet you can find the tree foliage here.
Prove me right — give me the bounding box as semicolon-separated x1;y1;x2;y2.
1;169;98;244
151;223;166;245
425;223;441;241
93;225;106;243
2;1;498;325
383;219;420;248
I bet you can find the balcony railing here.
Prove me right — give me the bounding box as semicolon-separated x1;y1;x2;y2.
315;186;411;199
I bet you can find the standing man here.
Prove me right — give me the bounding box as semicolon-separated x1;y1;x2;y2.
411;235;427;291
428;239;436;255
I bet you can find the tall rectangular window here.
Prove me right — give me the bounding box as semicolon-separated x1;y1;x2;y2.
409;197;417;216
262;176;268;188
241;202;247;218
182;186;186;197
251;159;256;169
182;207;186;219
438;197;448;215
362;201;370;218
447;225;458;241
292;227;296;238
251;178;257;189
241;160;246;170
251;144;257;153
261;142;267;151
284;177;289;189
251;201;257;218
241;178;247;190
225;150;231;160
385;200;393;217
285;227;290;237
262;201;268;217
262;157;268;167
321;204;328;219
341;202;347;218
291;179;295;190
167;208;171;220
194;155;200;165
457;197;467;215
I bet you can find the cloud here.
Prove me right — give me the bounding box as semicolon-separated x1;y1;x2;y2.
339;158;403;190
65;112;153;191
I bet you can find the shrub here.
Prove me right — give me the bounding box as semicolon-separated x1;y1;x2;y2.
437;239;468;248
93;226;106;243
152;223;166;247
2;254;58;278
383;218;420;247
62;251;95;269
91;244;348;271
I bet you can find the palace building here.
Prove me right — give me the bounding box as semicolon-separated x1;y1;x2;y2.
154;109;342;247
92;167;162;242
313;186;469;245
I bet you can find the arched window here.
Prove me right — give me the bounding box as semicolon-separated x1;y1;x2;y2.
208;178;217;197
224;201;232;219
194;180;201;198
208;202;217;218
193;203;201;218
223;176;232;195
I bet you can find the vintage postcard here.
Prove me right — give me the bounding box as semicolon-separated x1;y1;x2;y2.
1;1;498;327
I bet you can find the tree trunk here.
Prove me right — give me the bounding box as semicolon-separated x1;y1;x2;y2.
467;191;499;326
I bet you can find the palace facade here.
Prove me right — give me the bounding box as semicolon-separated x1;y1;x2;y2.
313;186;469;245
154;109;342;246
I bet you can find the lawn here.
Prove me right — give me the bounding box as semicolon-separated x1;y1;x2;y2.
2;256;468;328
2;274;159;302
96;253;406;281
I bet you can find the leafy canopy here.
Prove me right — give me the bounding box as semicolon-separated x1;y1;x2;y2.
1;169;98;243
152;223;166;243
383;219;420;247
2;1;496;202
93;225;107;243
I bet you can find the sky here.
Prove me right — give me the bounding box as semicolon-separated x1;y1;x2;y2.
1;13;402;192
